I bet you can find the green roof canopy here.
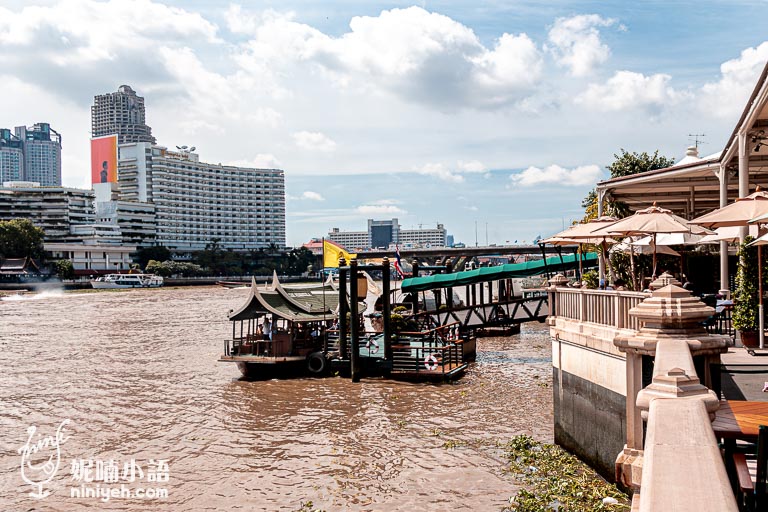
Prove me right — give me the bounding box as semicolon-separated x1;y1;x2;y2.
401;253;598;292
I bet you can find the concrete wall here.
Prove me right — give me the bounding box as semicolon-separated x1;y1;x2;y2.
552;330;628;480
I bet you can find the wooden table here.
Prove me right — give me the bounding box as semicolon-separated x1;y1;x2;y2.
712;400;768;442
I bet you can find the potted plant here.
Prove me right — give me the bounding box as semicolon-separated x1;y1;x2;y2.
733;236;760;347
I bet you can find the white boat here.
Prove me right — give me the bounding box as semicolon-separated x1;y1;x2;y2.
90;274;164;289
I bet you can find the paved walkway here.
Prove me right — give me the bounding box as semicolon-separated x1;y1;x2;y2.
719;347;768;401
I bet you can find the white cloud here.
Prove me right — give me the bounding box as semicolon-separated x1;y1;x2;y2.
233;6;543;110
228;154;282;169
414;163;464;183
509;164;603;187
699;42;768;119
292;131;337;152
415;160;490;181
576;71;680;111
356;204;407;215
457;160;487;173
547;14;616;76
301;191;325;201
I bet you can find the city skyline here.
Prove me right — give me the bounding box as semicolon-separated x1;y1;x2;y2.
1;1;768;246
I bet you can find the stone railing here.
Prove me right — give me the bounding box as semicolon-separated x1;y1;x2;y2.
613;274;735;511
548;286;648;331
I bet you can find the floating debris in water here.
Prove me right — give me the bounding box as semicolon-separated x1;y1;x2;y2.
502;435;629;511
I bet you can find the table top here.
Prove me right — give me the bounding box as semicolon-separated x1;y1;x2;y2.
711;400;768;441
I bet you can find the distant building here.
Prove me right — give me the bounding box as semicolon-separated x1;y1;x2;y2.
0;129;23;183
0;182;94;240
91;85;156;144
0;123;62;186
328;218;448;250
117;143;286;253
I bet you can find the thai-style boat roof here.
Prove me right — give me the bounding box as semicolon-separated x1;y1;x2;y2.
228;275;339;322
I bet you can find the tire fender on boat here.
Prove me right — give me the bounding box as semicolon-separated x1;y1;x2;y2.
424;354;438;371
307;351;327;374
365;335;379;354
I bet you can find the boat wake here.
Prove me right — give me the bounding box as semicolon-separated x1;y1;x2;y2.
1;288;67;301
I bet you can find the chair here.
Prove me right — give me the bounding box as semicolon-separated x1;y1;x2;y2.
733;425;767;511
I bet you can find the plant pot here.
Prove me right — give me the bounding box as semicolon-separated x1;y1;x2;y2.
739;330;760;348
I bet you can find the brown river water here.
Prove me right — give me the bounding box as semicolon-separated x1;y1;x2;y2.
0;286;553;511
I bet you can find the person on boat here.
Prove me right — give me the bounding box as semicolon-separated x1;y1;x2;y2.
262;316;272;340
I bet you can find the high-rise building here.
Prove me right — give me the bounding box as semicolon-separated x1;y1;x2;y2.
0;128;23;183
0;124;61;186
117;143;286;252
91;85;156;144
14;123;62;186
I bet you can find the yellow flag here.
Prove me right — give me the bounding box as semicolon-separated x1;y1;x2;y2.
323;240;357;268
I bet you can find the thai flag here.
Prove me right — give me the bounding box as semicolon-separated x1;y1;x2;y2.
394;245;405;278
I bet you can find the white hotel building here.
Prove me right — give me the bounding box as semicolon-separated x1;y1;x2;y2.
117;143;286;253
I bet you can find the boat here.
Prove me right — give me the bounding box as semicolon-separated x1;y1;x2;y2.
90;273;164;289
219;274;339;378
215;280;249;289
220;272;470;381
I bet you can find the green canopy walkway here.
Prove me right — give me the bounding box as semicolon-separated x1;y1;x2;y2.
401;252;598;292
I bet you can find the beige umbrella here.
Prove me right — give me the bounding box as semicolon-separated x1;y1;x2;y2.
613;239;681;257
542;216;618;283
593;204;712;279
542;215;617;281
690;188;768;350
698;225;760;244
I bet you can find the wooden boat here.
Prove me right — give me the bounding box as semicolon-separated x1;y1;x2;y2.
219;274;338;378
215;280;249;289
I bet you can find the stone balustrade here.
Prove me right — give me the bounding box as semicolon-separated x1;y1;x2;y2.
612;274;734;510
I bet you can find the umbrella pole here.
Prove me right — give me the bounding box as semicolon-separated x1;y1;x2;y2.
652;233;658;279
630;244;637;291
578;244;583;280
761;245;765;350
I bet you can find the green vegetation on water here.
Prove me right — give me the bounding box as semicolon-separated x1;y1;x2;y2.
502;435;629;512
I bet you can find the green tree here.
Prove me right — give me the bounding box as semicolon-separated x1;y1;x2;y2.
135;245;171;269
54;259;75;280
0;219;45;259
582;149;676;221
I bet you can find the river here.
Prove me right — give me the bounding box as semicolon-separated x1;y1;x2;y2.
0;286;553;511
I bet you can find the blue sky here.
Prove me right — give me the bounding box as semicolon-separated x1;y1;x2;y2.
1;1;768;246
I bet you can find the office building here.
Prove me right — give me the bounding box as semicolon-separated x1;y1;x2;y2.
91;85;156;144
0;123;62;186
117;143;286;252
328;219;448;250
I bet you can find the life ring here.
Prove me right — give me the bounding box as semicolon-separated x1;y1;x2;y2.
365;336;380;354
307;352;327;374
424;354;438;371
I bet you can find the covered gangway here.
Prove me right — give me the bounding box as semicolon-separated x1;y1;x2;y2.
595;61;768;294
401;253;598;292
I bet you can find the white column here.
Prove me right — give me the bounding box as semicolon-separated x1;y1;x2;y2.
597;189;606;280
719;164;730;296
739;131;750;241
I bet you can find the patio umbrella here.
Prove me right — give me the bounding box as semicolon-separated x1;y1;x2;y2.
690;188;768;350
697;225;760;244
593;204;712;279
612;239;681;257
541;216;618;284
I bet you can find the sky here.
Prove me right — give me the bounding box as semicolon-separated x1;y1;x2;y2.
2;1;768;247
